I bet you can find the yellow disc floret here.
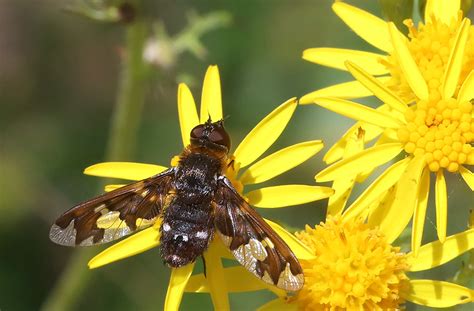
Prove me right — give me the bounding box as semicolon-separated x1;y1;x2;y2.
384;13;474;100
397;97;473;172
293;217;409;311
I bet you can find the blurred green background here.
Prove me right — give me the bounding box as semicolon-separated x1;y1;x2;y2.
0;0;472;310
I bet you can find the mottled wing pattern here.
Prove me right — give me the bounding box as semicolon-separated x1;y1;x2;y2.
50;168;175;246
214;177;304;291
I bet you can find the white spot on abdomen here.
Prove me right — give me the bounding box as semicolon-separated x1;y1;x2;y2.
163;223;171;232
173;234;188;242
195;231;208;239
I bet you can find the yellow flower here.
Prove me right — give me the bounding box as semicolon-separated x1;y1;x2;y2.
302;0;473;104
189;208;474;310
294;217;409;310
300;0;474;255
82;65;332;311
258;216;474;311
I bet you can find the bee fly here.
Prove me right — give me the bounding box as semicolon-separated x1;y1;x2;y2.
50;120;304;291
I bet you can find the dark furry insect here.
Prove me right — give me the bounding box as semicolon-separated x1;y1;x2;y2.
50;120;304;291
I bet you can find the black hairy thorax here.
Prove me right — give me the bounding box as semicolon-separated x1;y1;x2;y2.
159;147;226;267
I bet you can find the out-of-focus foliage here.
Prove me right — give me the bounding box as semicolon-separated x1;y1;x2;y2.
418;0;473;18
379;0;414;28
0;1;472;310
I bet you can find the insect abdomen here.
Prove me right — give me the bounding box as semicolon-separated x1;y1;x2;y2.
159;152;222;267
160;199;214;267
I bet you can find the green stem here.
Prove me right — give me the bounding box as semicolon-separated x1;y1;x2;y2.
41;14;148;311
107;20;148;161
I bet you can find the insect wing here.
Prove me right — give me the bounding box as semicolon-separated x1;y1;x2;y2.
214;177;304;291
50;168;174;246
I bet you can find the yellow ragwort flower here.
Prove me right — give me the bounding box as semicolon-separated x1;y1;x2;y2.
83;65;332;311
293;216;409;310
192;209;474;310
258;215;474;311
300;0;474;255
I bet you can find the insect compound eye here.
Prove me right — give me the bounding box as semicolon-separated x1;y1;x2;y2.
190;124;205;139
209;126;231;150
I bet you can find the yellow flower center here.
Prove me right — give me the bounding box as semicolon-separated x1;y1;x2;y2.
293;217;409;311
397;97;473;172
383;15;474;173
384;14;474;100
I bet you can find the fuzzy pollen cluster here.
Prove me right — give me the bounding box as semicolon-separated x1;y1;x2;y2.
293;217;409;311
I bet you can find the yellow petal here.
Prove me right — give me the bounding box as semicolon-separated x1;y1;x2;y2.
378;156;426;243
240;140;324;185
88;224;161;269
338;121;365;160
185;266;272;293
233;98;297;168
316;143;403;182
257;298;298;311
403;279;473;308
388;22;429;100
382;127;402;141
411;167;430;256
104;184;126;192
203;240;230;311
435;170;448;243
357;128;402;180
324;121;383;164
246;185;334;208
443;18;471;99
211;237;234;260
345;61;407;112
177;83;199;147
184;273;208;293
164;263;195;311
424;0;436;23
459;165;474;190
84;162;167;181
302;48;388;75
299;77;391;104
300;81;368;104
328;128;364;215
313;97;404;129
425;0;461;24
343;158;411;221
200;65;223;123
367;185;397;228
265;219;314;260
332;2;392;52
457;70;474;103
351;131;398;187
407;228;474;271
327;174;355;216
